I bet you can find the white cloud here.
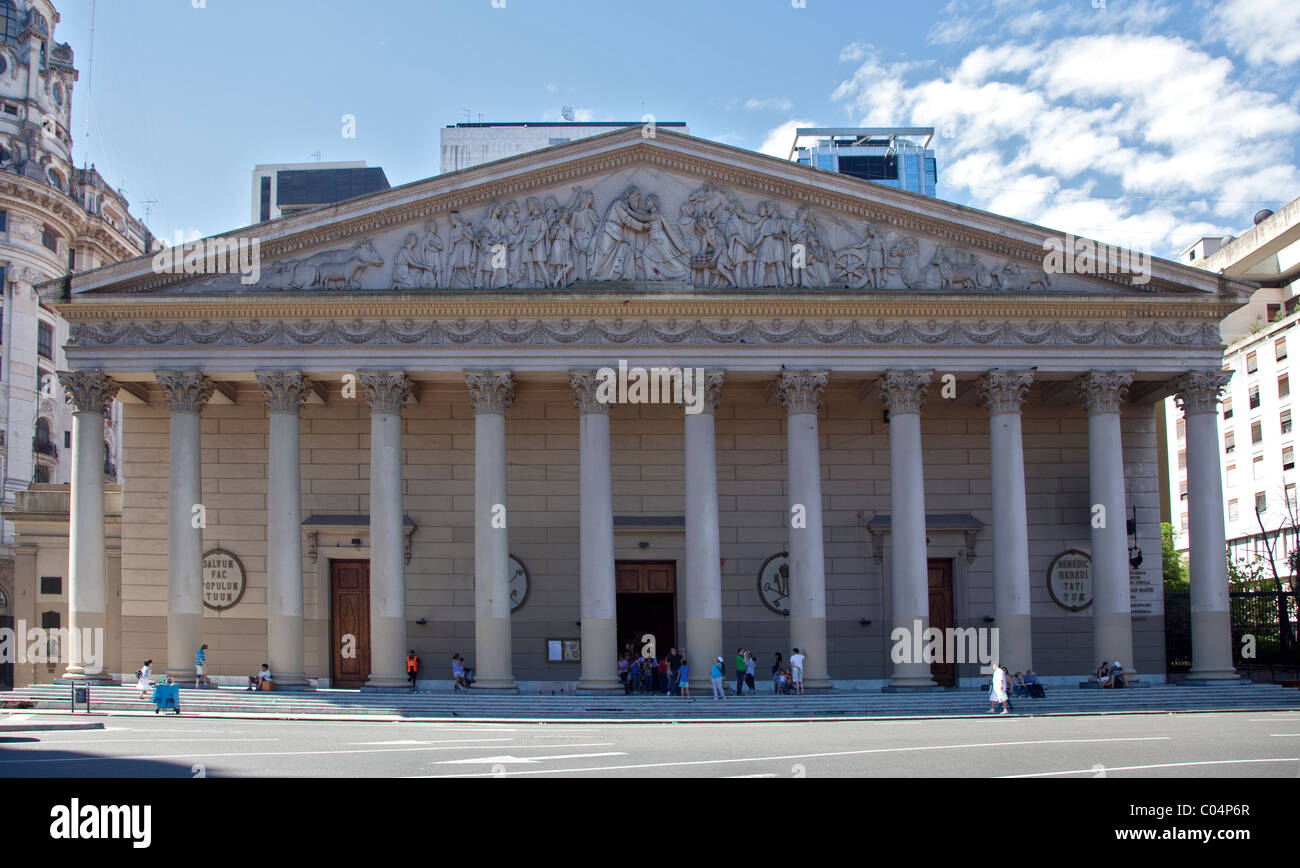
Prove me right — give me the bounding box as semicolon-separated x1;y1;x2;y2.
744;97;794;112
1207;0;1300;66
758;119;817;159
545;83;558;93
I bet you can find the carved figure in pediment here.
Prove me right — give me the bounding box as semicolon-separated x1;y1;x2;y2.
447;212;477;289
755;201;791;287
503;201;525;286
392;233;430;290
519;197;550;286
642;194;690;280
790;207;833;288
474;227;498;289
889;235;942;290
273;238;383;290
565;187;599;280
991;260;1052;291
591;185;653;281
547;209;576;288
722;197;760;286
932;244;993;290
418;220;444;288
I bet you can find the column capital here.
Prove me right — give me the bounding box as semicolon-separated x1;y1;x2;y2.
979;368;1035;414
155;369;214;414
256;369;312;414
773;369;827;415
878;369;933;414
465;370;516;415
58;369;119;415
1172;369;1233;415
570;370;610;415
696;370;725;415
359;370;412;415
1075;370;1134;414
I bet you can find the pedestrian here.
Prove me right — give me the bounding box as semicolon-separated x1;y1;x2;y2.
710;656;726;700
744;651;757;695
618;652;631;694
406;649;419;692
678;657;690;697
987;662;1010;714
789;647;805;695
1001;665;1014;712
735;648;747;696
194;644;209;689
772;652;783;694
658;655;669;695
666;647;681;695
136;660;153;699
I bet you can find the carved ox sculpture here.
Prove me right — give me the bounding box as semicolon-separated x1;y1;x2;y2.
267;239;384;290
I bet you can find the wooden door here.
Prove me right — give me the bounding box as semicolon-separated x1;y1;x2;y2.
615;561;675;594
331;560;371;688
927;559;955;687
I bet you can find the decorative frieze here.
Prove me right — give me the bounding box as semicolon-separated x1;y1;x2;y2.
155;370;215;414
1075;370;1134;414
570;370;611;415
256;370;312;414
58;369;119;416
774;370;828;414
878;370;933;414
359;371;413;415
465;370;516;415
1172;369;1233;415
979;368;1035;414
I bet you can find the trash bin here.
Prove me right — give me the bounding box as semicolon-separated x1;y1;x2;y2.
151;683;181;714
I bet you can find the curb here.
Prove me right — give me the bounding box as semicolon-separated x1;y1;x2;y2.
0;721;106;733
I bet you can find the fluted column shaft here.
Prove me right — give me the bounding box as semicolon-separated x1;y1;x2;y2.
685;372;725;688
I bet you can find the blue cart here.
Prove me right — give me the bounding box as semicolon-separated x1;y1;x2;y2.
151;683;181;714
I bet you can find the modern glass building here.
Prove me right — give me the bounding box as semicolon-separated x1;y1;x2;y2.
790;127;938;198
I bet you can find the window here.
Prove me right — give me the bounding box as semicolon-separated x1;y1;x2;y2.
1279;336;1289;361
34;417;51;448
1179;479;1188;500
1225;431;1236;453
1288;484;1298;510
1280;374;1290;399
1267;303;1282;323
1228;499;1239;522
1249;385;1261;409
63;430;70;449
0;1;17;43
39;576;61;595
1180;512;1188;532
0;209;6;232
1226;464;1237;488
1223;396;1233;420
1252;420;1263;445
1178;450;1187;470
37;320;52;359
1256;492;1268;513
1284;409;1293;435
1254;454;1266;479
1176;418;1186;440
41;224;58;252
33;465;48;483
1285;444;1295;471
1247;351;1258;374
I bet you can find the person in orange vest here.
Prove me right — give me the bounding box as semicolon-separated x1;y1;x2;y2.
406;649;419;692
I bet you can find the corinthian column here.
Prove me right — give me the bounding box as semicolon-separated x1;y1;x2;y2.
571;370;621;694
256;370;311;689
879;370;937;690
466;370;518;692
57;370;119;683
979;369;1035;674
360;371;412;690
1076;370;1137;683
775;369;831;690
685;371;725;690
1174;370;1238;682
156;370;214;682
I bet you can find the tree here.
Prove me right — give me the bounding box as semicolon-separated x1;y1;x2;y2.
1162;522;1188;591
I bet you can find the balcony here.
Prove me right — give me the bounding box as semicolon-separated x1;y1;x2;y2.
103;460;117;479
32;438;57;459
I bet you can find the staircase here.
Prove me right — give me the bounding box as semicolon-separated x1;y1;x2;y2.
4;682;1299;721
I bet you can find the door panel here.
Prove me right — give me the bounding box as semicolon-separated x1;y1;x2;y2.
927;559;955;687
331;560;371;688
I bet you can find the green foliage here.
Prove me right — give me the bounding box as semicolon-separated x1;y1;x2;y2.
1161;522;1188;590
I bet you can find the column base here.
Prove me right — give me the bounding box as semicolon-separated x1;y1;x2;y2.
56;670;115;685
881;683;946;693
1184;669;1244;683
267;672;313;691
576;677;624;695
362;673;411;692
470;678;519;692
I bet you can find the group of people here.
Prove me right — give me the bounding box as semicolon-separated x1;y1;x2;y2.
616;646;809;700
987;665;1046;713
132;645;274;697
1096;660;1127;688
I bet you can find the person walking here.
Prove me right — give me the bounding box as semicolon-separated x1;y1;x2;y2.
136;660;153;699
988;662;1010;714
710;656;726;700
735;649;747;696
744;651;757;695
789;647;805;695
678;657;691;698
194;644;209;689
772;652;783;694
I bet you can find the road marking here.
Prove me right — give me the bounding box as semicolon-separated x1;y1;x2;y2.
0;742;604;765
1003;758;1299;777
1269;733;1300;737
437;752;626;765
726;773;780;778
350;738;515;746
413;736;1170;777
13;738;280;747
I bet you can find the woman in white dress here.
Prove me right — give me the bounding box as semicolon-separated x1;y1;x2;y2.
136;659;153;699
987;661;1009;714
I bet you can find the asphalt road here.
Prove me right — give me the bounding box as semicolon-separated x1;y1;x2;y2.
2;710;1298;778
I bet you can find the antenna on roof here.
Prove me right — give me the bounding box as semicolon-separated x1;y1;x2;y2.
462;108;472;122
310;150;323;162
140;197;158;225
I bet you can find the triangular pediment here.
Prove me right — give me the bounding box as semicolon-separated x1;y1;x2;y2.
56;129;1251;304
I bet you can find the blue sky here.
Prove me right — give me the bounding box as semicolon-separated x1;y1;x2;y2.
53;0;1300;258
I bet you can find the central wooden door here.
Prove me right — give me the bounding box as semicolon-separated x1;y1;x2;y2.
330;560;371;688
615;561;677;657
927;559;956;687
